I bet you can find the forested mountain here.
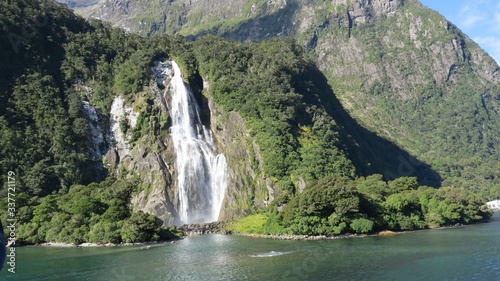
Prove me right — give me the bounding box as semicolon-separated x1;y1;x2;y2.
0;0;494;243
69;0;500;199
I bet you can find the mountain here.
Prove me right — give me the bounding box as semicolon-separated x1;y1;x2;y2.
54;0;100;8
0;0;493;243
66;0;500;199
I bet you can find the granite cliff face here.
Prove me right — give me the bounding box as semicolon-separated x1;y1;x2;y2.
296;0;500;178
68;0;499;88
71;0;288;36
76;77;177;226
75;60;275;226
202;81;279;220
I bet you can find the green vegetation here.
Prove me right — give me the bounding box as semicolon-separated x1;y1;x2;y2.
228;214;269;234
193;35;356;186
231;175;492;236
113;0;500;201
0;0;494;243
9;177;182;244
0;0;185;244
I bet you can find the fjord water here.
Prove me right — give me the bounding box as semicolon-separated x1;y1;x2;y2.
3;212;499;281
167;60;227;224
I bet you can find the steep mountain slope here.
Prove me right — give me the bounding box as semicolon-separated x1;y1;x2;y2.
67;0;500;199
68;0;289;36
0;0;492;243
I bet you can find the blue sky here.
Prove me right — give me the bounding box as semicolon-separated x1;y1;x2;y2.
419;0;500;64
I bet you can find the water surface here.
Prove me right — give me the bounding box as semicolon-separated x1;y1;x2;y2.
2;212;498;280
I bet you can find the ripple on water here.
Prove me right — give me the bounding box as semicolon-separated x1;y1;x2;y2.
249;250;296;258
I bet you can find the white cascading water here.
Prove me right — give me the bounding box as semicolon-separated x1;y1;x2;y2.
167;60;227;225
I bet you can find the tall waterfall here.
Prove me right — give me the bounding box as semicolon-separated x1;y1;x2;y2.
166;60;228;225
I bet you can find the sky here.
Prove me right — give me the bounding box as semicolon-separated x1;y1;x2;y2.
419;0;500;64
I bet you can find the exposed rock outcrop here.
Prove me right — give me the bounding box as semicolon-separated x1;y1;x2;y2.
178;221;230;235
76;61;277;226
103;84;178;226
203;81;278;220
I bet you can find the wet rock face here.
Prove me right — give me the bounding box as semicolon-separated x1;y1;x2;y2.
126;74;278;225
81;100;110;161
178;221;231;235
77;62;275;227
203;83;279;221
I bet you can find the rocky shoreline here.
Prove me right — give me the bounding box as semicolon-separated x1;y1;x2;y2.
177;221;379;240
178;221;231;235
177;221;468;241
15;239;180;248
16;222;468;247
232;233;372;240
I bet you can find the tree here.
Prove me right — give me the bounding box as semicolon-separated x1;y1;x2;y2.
350;218;374;234
388;177;419;193
32;195;60;223
121;212;159;243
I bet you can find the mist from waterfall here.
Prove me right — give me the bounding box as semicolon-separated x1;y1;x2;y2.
161;60;227;225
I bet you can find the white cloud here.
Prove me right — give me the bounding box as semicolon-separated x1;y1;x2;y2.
473;36;500;64
457;4;487;29
453;0;500;64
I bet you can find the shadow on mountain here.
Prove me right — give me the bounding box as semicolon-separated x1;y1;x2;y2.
299;62;442;187
183;1;441;187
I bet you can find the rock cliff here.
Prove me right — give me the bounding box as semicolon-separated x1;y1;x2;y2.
76;60;277;226
203;81;279;220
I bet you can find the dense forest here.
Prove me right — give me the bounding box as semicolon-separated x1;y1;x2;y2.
0;0;185;243
0;0;494;243
231;175;491;235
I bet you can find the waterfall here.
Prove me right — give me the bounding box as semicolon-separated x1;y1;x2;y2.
164;60;228;225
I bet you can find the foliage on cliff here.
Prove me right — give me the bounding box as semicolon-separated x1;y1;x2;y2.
13;177;182;244
193;35;356;185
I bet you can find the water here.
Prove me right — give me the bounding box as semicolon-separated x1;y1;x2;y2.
167;61;227;224
2;212;499;280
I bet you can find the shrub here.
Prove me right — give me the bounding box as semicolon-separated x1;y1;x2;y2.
229;214;269;234
350;218;374;234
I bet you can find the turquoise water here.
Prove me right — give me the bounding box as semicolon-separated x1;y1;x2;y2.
1;212;499;280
